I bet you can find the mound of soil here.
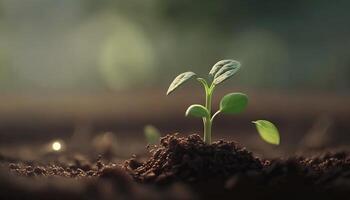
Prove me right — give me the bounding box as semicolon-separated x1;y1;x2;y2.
124;134;262;183
124;134;350;199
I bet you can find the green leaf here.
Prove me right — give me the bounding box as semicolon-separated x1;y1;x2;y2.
144;125;161;144
209;60;241;85
166;71;196;95
219;93;248;114
185;104;209;118
253;120;280;145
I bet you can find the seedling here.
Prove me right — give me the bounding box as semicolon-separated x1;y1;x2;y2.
167;59;280;145
144;125;161;144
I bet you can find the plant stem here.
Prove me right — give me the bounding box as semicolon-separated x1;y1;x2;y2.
203;117;212;144
203;86;214;144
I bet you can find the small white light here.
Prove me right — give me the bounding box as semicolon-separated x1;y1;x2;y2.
52;141;62;151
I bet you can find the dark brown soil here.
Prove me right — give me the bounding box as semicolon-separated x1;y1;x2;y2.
123;134;350;199
1;134;350;199
1;154;193;200
7;155;106;178
123;134;262;184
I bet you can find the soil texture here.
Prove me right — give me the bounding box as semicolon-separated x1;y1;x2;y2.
1;134;350;199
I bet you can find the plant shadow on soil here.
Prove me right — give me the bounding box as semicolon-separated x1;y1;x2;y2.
1;133;350;200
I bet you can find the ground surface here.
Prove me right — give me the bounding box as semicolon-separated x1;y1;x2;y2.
1;134;350;200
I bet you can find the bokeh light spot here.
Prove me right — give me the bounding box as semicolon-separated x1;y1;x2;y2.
52;141;62;151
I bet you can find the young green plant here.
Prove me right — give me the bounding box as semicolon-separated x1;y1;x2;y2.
166;59;280;145
144;124;161;145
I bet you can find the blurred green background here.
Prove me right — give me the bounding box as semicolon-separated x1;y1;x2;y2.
0;0;350;159
0;0;349;93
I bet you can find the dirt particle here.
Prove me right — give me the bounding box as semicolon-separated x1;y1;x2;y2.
9;163;18;170
34;167;45;175
128;158;142;170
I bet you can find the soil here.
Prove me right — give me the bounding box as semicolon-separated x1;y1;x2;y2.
123;134;262;184
1;134;350;200
123;134;350;199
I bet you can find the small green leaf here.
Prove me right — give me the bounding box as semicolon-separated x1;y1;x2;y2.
219;93;248;114
209;60;241;85
166;71;196;95
253;120;280;145
185;104;209;118
144;125;161;144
